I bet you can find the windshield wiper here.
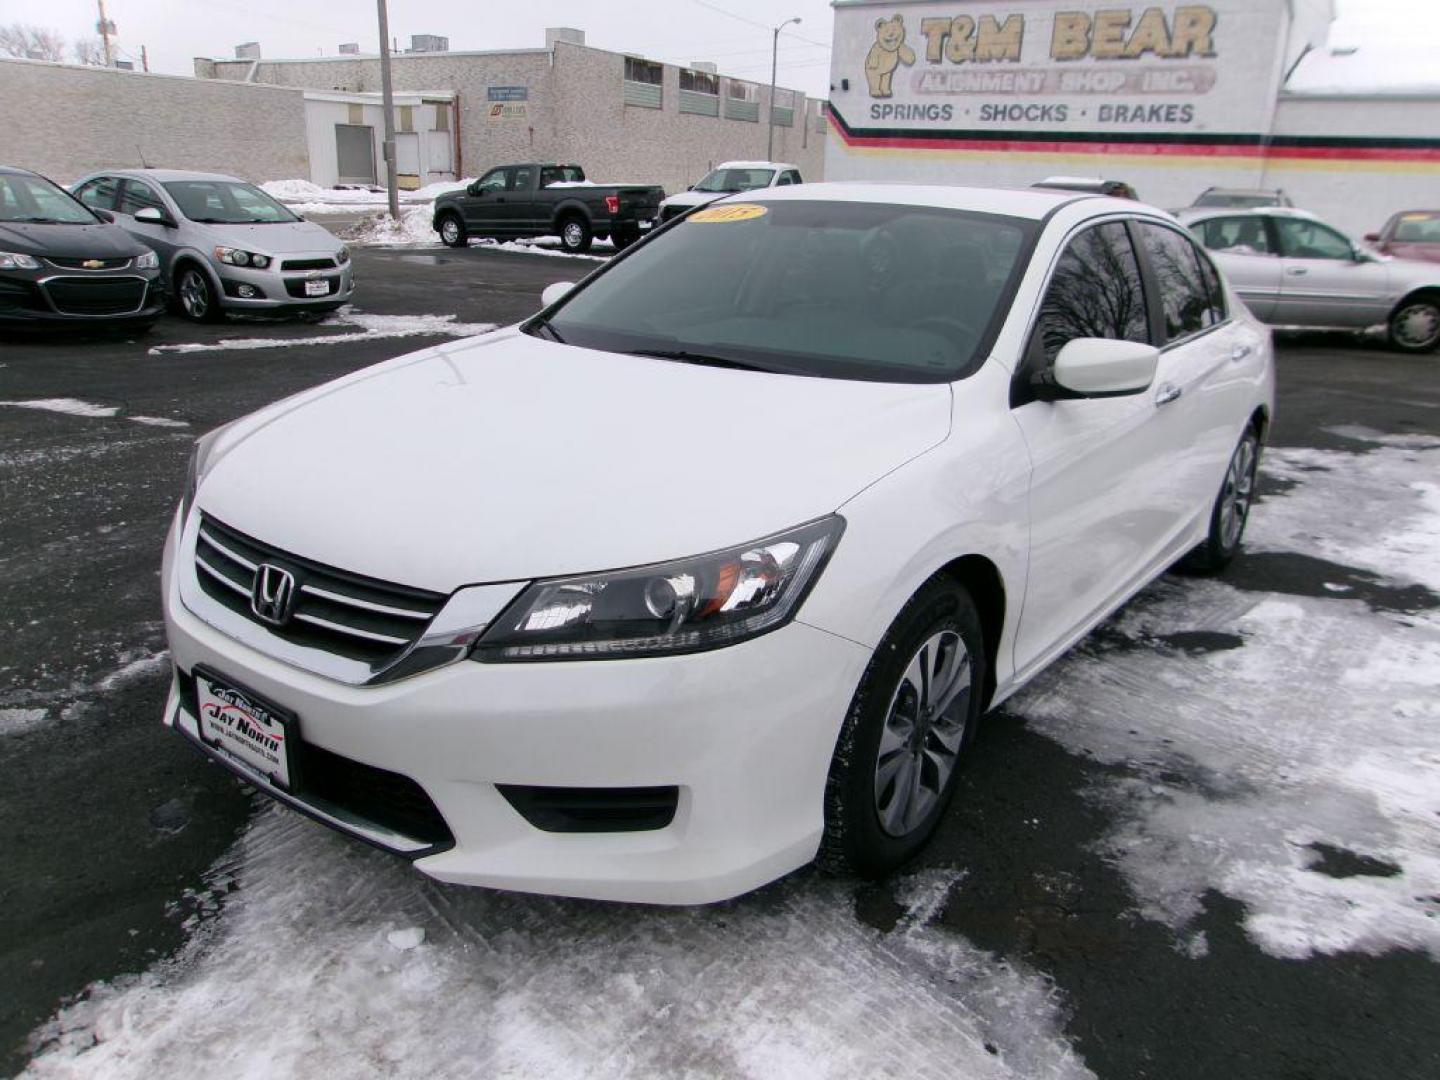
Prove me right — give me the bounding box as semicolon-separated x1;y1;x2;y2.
628;348;771;372
8;217;67;224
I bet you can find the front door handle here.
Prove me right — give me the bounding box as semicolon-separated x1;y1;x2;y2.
1231;344;1252;362
1286;266;1309;276
1155;384;1183;406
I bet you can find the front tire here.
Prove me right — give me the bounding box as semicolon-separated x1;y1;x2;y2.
1388;296;1440;353
820;576;986;879
175;264;221;323
1183;424;1260;573
438;213;467;248
558;215;593;254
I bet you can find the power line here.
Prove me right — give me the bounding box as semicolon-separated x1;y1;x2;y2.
683;0;832;51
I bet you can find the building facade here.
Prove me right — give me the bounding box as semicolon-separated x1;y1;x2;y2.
824;0;1440;235
197;30;828;195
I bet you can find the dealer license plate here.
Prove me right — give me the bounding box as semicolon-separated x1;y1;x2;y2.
304;279;331;297
196;670;297;789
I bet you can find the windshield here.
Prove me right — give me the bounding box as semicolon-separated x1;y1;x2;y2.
163;180;298;224
1195;193;1277;209
1393;213;1440;242
0;173;97;224
694;168;776;194
535;199;1037;383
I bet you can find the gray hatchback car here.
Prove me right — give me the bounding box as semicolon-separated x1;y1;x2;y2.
71;169;353;321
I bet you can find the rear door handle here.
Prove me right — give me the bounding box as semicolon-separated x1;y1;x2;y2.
1155;384;1183;406
1231;344;1252;362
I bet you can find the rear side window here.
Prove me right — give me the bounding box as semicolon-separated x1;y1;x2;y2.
1195;216;1271;256
1138;222;1217;342
76;177;119;211
508;167;534;192
1034;221;1149;364
1196;249;1226;325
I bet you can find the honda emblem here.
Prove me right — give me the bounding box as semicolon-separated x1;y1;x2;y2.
251;564;297;626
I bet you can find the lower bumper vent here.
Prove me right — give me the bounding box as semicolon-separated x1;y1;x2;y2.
498;785;679;833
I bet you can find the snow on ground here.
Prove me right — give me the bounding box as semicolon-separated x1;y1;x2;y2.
0;399;119;419
149;307;497;355
0;707;48;737
26;810;1090;1080
261;179;470;216
1013;431;1440;960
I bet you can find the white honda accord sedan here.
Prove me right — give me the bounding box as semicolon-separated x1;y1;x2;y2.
161;184;1273;904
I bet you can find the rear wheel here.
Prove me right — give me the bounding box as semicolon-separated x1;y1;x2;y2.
175;264;221;323
438;213;467;248
1183;424;1260;573
558;215;593;254
820;576;985;878
1388;296;1440;353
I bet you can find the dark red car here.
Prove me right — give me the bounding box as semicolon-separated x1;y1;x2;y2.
1367;210;1440;264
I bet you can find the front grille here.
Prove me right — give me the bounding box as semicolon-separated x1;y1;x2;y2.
44;277;146;315
194;514;446;665
282;258;336;271
284;276;338;298
299;740;454;846
46;256;132;271
498;785;680;833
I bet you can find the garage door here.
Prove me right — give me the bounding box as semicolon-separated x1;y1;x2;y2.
335;124;376;185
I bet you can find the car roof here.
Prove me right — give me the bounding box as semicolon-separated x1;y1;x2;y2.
1199;187;1287;195
88;168;247;183
0;164;40;177
713;161;797;171
721;182;1127;220
1175;206;1319;224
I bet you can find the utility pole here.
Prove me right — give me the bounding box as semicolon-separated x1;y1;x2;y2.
377;0;400;219
767;16;801;162
96;0;114;67
140;45;148;72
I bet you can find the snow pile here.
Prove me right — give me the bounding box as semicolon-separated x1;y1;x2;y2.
0;398;118;418
24;811;1090;1079
262;179;471;216
150;307;497;355
1013;432;1440;960
341;207;438;246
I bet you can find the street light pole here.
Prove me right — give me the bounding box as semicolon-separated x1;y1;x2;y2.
767;16;801;162
377;0;400;220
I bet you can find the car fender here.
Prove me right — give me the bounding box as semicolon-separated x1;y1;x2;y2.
797;361;1031;694
549;198;595;229
170;247;223;291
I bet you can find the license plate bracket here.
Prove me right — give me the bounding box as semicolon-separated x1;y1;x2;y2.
304;279;331;297
194;666;300;791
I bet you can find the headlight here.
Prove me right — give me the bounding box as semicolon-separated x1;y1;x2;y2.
179;422;234;521
214;246;269;268
135;250;159;269
0;250;41;270
336;246;350;265
473;516;844;662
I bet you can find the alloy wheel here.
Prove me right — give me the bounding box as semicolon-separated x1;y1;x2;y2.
873;629;972;838
563;222;584;248
1219;434;1258;549
441;218;460;245
179;270;208;319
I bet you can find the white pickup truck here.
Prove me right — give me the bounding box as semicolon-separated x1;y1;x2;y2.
657;161;804;222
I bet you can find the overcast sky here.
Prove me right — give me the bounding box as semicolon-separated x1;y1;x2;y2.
2;0;1437;98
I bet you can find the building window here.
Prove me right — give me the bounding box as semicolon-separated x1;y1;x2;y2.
679;68;719;116
347;103;364;126
772;88;795;128
624;56;663;109
725;79;759;122
432;103;449;131
398;105;414;133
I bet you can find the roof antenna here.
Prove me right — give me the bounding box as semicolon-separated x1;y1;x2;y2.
137;143;150;168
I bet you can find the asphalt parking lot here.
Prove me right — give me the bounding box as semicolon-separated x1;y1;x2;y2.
2;245;1438;1079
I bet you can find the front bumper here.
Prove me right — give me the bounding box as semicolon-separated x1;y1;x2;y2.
161;511;870;904
214;261;355;311
0;267;166;324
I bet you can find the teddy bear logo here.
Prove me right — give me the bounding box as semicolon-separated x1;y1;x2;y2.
864;14;916;99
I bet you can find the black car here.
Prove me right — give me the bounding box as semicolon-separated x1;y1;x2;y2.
0;165;166;330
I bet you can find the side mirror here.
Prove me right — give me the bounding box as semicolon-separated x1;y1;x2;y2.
134;206;174;227
92;209;115;223
541;280;576;307
1038;338;1158;400
1352;246;1379;263
1364;232;1381;243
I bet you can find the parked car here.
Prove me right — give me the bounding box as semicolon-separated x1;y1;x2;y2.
163;184;1272;904
1366;209;1440;264
0;164;165;330
71;169;353;322
658;161;803;222
1191;187;1293;209
1031;176;1139;200
1180;206;1440;352
432;163;663;254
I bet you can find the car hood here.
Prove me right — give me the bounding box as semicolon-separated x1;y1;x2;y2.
660;191;727;210
199;330;952;592
0;220;148;259
1383;241;1440;265
200;220;342;255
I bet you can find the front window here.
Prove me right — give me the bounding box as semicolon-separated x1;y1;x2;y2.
0;173;97;224
163;180;297;224
1033;222;1149;364
1273;217;1355;261
119;179;165;215
694;168;775;194
1195;216;1272;256
475;169;507;193
1391;212;1440;243
533;200;1037;383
